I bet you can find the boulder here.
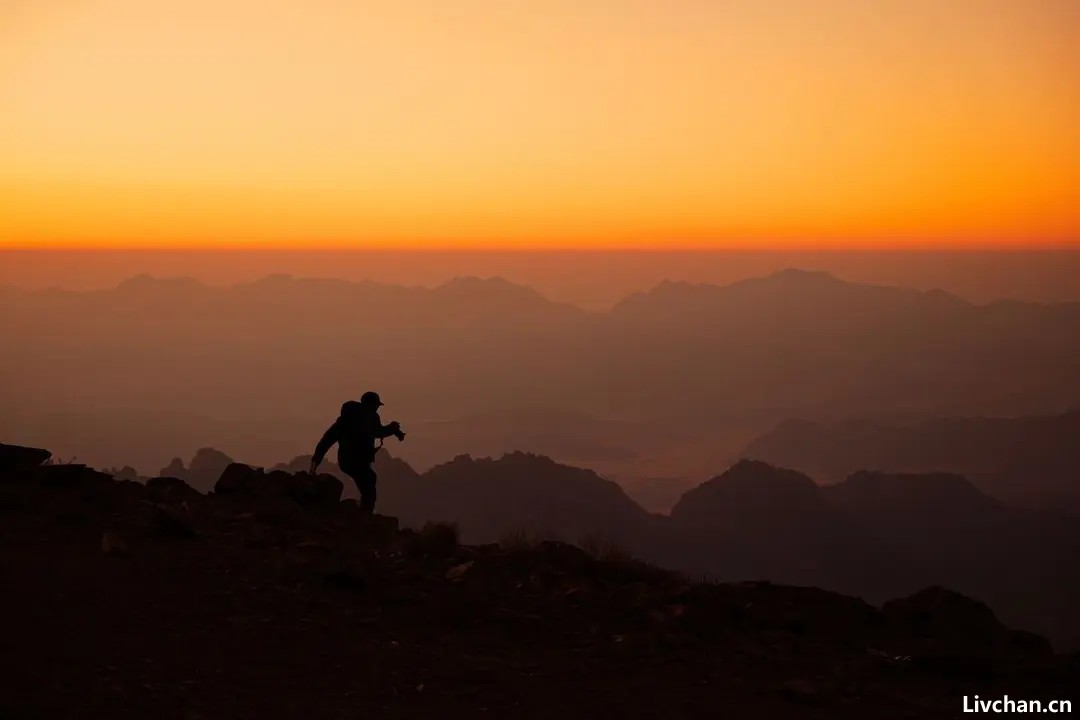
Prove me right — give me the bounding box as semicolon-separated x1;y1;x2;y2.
214;464;343;508
145;476;203;503
0;443;52;473
36;464;115;491
279;470;343;508
214;463;266;495
446;560;475;581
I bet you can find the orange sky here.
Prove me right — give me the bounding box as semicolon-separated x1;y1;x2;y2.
1;0;1078;250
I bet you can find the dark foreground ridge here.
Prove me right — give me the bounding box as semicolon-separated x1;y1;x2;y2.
2;444;1076;719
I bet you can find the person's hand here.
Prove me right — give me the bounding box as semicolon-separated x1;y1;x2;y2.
387;421;401;432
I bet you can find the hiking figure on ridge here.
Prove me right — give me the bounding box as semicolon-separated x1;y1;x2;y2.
310;391;405;513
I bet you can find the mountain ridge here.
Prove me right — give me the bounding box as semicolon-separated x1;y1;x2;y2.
12;267;1080;312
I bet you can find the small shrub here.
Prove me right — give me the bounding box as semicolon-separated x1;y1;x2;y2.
577;533;633;563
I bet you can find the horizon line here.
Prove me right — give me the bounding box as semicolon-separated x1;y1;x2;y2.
4;242;1080;254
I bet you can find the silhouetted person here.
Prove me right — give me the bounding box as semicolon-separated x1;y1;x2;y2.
310;391;405;513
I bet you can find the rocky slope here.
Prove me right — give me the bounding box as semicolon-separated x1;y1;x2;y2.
156;447;1080;649
1;443;1076;718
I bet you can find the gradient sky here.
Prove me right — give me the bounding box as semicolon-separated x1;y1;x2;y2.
1;0;1078;249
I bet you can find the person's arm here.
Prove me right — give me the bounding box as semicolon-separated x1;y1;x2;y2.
372;413;400;439
311;419;341;471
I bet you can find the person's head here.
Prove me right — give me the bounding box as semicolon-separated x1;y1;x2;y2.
359;391;383;408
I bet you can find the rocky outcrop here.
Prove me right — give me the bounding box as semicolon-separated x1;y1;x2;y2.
214;462;343;508
668;460;901;596
0;443;52;472
381;452;660;551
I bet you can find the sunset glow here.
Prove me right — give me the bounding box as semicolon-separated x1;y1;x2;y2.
2;0;1078;249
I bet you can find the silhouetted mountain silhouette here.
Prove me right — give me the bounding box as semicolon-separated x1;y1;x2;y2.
668;460;904;597
380;452;661;552
6;270;1080;478
824;470;1080;649
158;447;235;491
744;410;1080;512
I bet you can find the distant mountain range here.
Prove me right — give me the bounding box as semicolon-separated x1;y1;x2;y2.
394;453;1080;651
743;409;1080;511
4;269;1078;481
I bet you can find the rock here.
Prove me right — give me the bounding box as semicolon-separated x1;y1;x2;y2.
145;476;203;503
37;464;116;492
0;443;52;473
214;463;266;495
285;472;343;508
214;465;343;507
445;561;475;581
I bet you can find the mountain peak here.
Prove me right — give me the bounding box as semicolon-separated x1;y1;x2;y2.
766;267;841;283
703;459;820;495
435;276;547;301
729;268;859;295
116;274;205;292
250;273;297;285
670;460;826;529
439;275;525;290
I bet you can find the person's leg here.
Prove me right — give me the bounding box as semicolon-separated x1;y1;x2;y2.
358;465;378;513
339;461;366;506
